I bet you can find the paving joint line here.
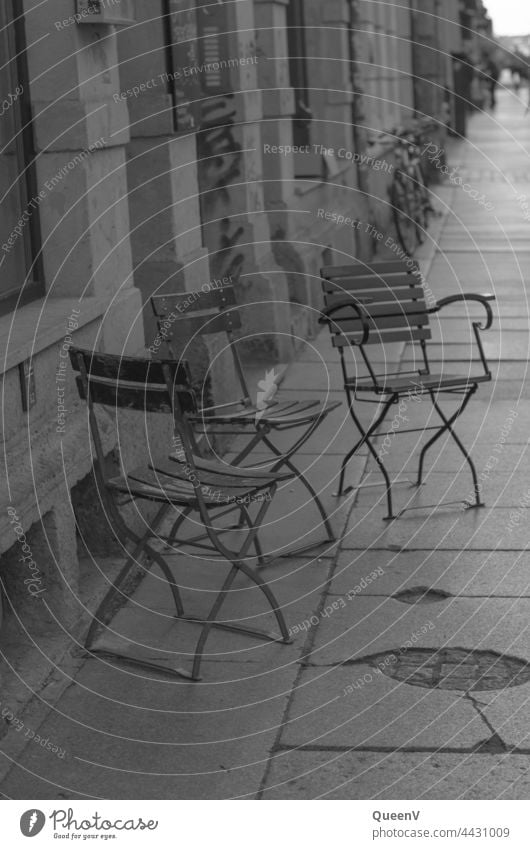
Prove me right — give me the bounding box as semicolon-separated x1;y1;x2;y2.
272;743;527;755
464;692;508;753
325;593;530;600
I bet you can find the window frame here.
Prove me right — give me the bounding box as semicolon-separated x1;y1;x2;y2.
286;0;312;150
0;0;44;317
165;0;234;132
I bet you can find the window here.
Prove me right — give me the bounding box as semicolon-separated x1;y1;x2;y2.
459;11;472;39
166;0;232;131
0;0;43;316
286;0;312;150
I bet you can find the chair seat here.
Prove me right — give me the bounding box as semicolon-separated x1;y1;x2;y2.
192;398;341;427
107;455;292;507
172;454;293;481
349;372;491;395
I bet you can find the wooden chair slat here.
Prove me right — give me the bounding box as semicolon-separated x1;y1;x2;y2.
324;295;428;315
321;261;418;279
329;313;430;334
324;285;426;306
331;327;431;347
70;349;189;385
322;273;419;292
152;286;237;316
161;310;242;340
75;376;197;414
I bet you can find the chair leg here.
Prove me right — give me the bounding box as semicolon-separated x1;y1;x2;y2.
142;541;185;616
191;565;239;680
346;398;397;519
234;559;292;645
189;549;293;681
262;435;335;542
419;389;483;506
231;427;269;465
337;437;366;497
85;503;184;650
166;505;193;548
239;505;267;566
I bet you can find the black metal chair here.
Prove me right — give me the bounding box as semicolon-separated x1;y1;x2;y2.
70;347;294;681
319;260;495;520
151;284;342;558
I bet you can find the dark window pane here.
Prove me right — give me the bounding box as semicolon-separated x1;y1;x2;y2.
0;7;27;302
0;0;43;315
287;0;312;150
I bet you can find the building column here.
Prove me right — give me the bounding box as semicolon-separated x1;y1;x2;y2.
24;0;143;354
116;1;210;349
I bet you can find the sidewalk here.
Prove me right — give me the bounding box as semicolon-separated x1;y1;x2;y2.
1;89;530;800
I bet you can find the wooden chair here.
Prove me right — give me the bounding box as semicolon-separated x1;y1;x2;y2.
319;260;495;519
151;285;342;558
70;347;294;681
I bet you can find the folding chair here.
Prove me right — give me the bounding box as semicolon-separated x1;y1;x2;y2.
319;260;495;520
70;347;294;681
151;285;342;557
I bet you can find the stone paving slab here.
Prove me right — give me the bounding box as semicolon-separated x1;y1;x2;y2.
0;660;298;800
414;337;530;362
354;471;530;511
261;751;530;799
329;550;530;600
484;380;530;401
342;505;529;551
308;596;530;667
363;439;530;475
428;255;530;289
428;319;528;344
439;239;530;252
279;665;488;750
473;684;530;751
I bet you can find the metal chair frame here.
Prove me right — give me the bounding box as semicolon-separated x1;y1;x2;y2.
151;285;342;560
70;347;294;681
319;260;495;520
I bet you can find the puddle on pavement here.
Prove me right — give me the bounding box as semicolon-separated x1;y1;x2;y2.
393;586;452;604
361;648;530;692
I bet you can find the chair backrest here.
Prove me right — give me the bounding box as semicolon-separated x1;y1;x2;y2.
69;350;227;520
151;284;251;401
151;285;241;343
320;260;431;348
70;348;196;415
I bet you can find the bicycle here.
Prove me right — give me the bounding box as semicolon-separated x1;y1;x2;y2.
390;118;436;256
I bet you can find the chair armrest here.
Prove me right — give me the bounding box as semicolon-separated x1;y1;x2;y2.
428;293;495;330
318;297;372;345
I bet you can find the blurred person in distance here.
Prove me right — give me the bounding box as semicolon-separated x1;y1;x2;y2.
484;56;500;108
